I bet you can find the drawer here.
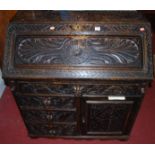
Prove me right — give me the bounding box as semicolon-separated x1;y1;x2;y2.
26;123;77;136
80;84;143;96
21;110;76;123
17;82;75;95
15;95;75;109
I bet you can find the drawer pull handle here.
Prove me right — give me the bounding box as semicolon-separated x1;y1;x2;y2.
108;96;126;100
46;114;53;120
49;129;56;134
43;98;51;105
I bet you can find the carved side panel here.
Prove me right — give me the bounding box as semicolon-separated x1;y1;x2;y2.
15;36;142;67
86;102;133;133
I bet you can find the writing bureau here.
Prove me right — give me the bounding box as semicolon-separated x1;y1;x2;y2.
2;11;154;140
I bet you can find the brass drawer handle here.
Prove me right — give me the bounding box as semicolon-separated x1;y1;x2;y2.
49;129;56;134
73;24;81;30
46;114;53;120
43;98;51;105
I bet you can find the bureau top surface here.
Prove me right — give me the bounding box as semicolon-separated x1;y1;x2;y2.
12;11;147;23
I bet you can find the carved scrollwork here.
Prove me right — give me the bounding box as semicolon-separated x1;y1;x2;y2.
15;36;141;67
26;123;76;136
21;110;76;123
80;85;142;96
88;103;131;132
8;23;144;34
15;95;75;109
16;82;142;96
3;21;152;79
18;82;75;95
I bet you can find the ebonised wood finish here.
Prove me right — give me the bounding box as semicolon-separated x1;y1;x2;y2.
2;11;154;140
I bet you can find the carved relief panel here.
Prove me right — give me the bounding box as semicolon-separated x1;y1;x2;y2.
26;123;77;136
15;36;142;68
84;100;134;135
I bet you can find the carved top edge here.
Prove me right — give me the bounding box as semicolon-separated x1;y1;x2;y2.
7;23;151;35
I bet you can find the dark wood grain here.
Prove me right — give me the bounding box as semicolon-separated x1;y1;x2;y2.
2;11;154;140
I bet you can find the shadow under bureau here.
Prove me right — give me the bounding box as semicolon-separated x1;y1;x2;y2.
2;11;154;140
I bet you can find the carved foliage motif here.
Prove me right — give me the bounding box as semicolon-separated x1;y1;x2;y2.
80;85;142;96
8;23;144;34
3;22;152;80
15;95;75;109
88;103;131;132
21;110;76;123
26;123;76;136
15;36;141;66
18;82;75;95
17;82;142;96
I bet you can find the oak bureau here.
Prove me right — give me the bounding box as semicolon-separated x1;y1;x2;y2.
2;11;154;140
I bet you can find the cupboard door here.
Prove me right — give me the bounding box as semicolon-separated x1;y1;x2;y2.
83;100;134;135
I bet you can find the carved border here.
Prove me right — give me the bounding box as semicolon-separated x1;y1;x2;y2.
7;23;146;34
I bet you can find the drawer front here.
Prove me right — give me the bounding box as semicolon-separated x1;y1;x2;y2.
17;82;75;95
14;81;145;97
80;84;143;96
13;81;145;97
15;35;142;68
26;123;77;136
15;95;75;109
21;110;76;123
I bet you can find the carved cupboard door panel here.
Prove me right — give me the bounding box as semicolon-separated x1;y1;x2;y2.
81;99;136;135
